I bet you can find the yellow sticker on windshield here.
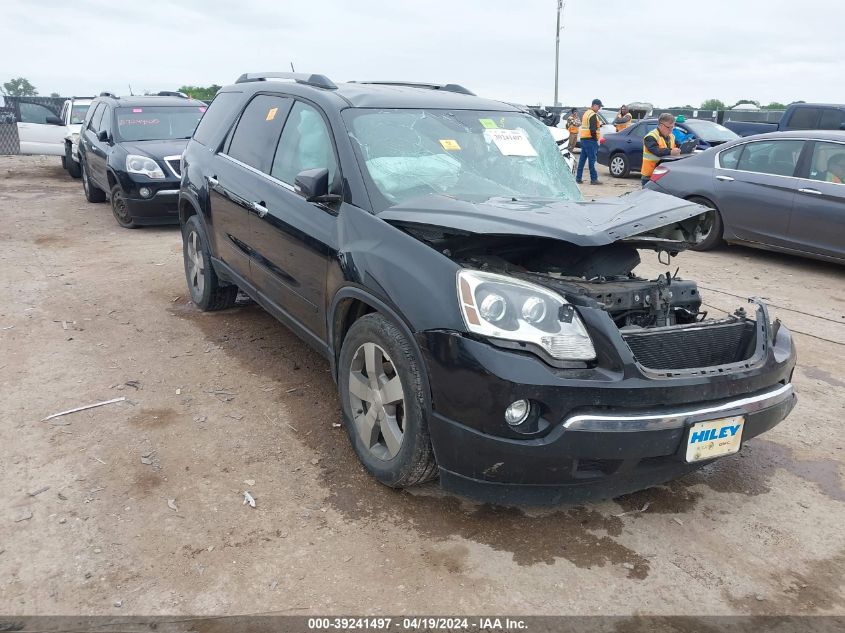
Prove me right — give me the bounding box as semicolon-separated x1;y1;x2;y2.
479;118;498;129
439;139;461;151
266;107;278;121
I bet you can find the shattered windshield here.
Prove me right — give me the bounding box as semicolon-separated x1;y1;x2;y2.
343;108;582;210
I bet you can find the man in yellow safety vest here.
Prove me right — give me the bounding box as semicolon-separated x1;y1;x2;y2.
576;98;603;185
641;112;681;187
613;105;632;132
565;108;579;153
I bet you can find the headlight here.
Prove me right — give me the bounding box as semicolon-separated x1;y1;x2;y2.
457;269;596;361
125;154;165;179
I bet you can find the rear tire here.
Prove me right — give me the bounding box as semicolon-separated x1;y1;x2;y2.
66;144;81;179
608;152;630;178
687;196;724;251
81;160;106;203
338;313;438;488
182;215;238;311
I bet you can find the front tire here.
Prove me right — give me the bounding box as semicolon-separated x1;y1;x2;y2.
687;196;724;251
338;313;437;488
66;144;81;178
608;152;630;178
182;215;238;311
81;160;106;203
110;185;137;229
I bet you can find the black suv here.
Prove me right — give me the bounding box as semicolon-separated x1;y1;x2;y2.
179;72;796;504
78;92;206;228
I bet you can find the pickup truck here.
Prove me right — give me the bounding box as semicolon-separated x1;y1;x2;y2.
723;103;845;137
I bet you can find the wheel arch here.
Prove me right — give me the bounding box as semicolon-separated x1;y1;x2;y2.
328;288;431;396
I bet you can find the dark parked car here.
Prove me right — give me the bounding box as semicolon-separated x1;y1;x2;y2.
723;103;845;137
598;118;738;178
178;72;796;504
646;130;845;264
78;92;206;228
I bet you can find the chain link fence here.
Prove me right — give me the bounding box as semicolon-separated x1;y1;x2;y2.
0;95;67;155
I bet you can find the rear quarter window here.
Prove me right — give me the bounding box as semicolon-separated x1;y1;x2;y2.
192;91;243;148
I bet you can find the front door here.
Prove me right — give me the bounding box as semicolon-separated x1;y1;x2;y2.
250;99;339;340
210;94;292;284
713;139;804;247
16;101;66;156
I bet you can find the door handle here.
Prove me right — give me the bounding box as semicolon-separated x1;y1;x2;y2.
716;175;734;182
252;201;268;218
798;188;822;195
208;175;218;187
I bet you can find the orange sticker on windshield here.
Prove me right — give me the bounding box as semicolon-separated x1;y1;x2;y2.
439;139;461;151
266;107;278;121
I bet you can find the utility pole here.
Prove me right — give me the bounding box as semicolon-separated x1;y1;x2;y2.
554;1;564;107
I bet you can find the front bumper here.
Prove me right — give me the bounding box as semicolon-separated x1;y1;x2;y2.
417;319;796;504
116;173;180;225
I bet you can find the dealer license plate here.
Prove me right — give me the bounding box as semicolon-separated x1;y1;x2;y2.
685;416;745;463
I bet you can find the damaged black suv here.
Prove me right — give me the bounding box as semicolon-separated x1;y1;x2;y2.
178;72;796;504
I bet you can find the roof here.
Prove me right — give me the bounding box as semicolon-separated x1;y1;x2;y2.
94;94;206;108
223;76;520;112
738;129;845;141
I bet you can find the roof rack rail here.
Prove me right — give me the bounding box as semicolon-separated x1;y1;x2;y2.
235;72;337;90
350;81;475;96
99;91;117;98
156;90;189;98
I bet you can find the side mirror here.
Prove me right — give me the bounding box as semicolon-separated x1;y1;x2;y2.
97;130;109;143
294;168;340;203
46;115;63;125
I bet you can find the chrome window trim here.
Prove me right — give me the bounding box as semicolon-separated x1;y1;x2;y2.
562;383;794;432
218;152;296;192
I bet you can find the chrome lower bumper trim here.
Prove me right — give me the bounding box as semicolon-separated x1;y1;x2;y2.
563;383;794;432
153;189;179;197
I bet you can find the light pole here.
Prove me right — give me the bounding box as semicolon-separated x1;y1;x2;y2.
554;1;565;107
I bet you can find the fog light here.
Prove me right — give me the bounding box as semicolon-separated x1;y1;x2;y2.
139;187;152;198
504;399;531;426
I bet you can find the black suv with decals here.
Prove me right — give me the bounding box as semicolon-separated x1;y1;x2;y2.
178;72;796;504
78;92;206;228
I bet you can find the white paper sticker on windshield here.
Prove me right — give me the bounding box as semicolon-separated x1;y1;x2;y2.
484;128;538;157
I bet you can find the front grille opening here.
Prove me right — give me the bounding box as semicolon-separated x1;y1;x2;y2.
623;319;757;371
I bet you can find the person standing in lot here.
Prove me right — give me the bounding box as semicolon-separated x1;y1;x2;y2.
613;105;633;132
576;98;603;185
641;112;681;187
565;108;579;153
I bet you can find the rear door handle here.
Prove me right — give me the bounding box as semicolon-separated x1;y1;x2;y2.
798;188;822;195
716;175;734;182
252;201;268;218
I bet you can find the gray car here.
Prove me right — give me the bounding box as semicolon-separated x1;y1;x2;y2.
645;130;845;264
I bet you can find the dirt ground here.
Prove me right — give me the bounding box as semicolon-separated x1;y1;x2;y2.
0;155;843;617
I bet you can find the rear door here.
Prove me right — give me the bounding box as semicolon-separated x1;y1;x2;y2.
626;122;656;171
17;101;65;156
210;94;291;284
249;99;340;339
713;139;804;247
788;140;845;259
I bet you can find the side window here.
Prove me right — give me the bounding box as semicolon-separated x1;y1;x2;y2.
631;123;657;139
60;102;69;123
99;106;112;136
226;94;290;172
735;140;804;177
193;91;242;147
819;109;845;130
718;144;744;169
19;102;57;124
270;101;338;186
808;142;845;184
88;104;105;132
784;108;820;130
